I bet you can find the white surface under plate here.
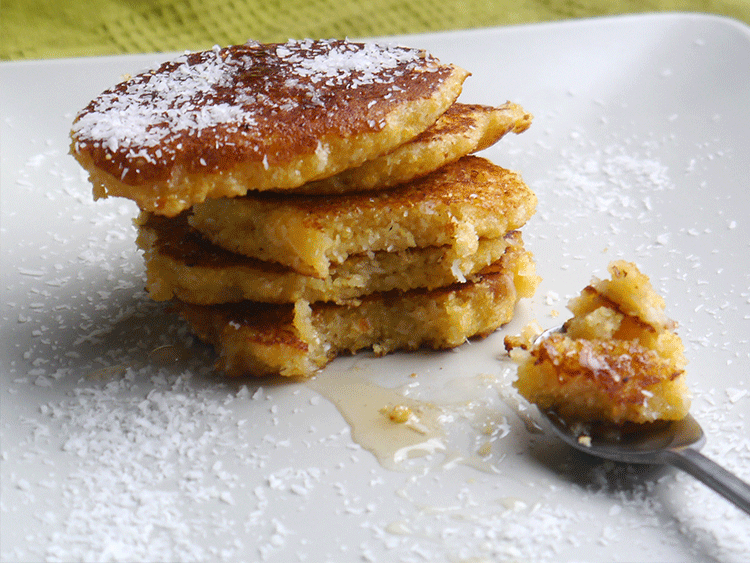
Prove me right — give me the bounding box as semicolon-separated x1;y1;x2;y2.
2;12;749;563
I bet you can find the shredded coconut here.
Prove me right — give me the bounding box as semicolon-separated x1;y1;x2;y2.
71;39;442;183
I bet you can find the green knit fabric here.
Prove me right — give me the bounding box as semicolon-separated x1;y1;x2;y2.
2;0;749;60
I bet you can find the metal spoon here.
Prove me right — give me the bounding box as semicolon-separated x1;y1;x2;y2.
541;409;750;515
531;326;750;515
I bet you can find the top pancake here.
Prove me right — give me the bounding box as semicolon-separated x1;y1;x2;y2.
70;39;469;216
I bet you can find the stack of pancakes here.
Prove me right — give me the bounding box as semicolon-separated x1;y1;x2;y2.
70;39;540;377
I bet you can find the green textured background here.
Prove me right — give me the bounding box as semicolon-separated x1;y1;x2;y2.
2;0;749;60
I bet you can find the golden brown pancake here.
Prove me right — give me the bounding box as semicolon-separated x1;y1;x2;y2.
295;102;533;194
189;156;537;278
135;212;515;304
70;38;542;381
70;39;469;216
180;238;540;377
506;261;690;424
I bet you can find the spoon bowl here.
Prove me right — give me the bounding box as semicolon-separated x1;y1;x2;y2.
540;406;750;516
543;410;705;464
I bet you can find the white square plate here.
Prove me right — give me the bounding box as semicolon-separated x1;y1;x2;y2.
2;13;749;562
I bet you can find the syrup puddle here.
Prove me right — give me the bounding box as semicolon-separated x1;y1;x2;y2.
306;372;447;471
307;367;519;473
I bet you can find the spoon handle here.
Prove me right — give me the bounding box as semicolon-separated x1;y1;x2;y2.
663;447;750;516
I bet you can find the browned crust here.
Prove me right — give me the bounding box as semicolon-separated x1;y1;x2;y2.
70;40;469;215
527;334;683;407
253;156;533;219
412;102;531;145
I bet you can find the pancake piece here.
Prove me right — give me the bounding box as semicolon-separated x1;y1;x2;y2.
136;212;518;304
189;156;537;277
505;261;690;424
70;39;469;216
180;241;540;377
296;102;533;194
